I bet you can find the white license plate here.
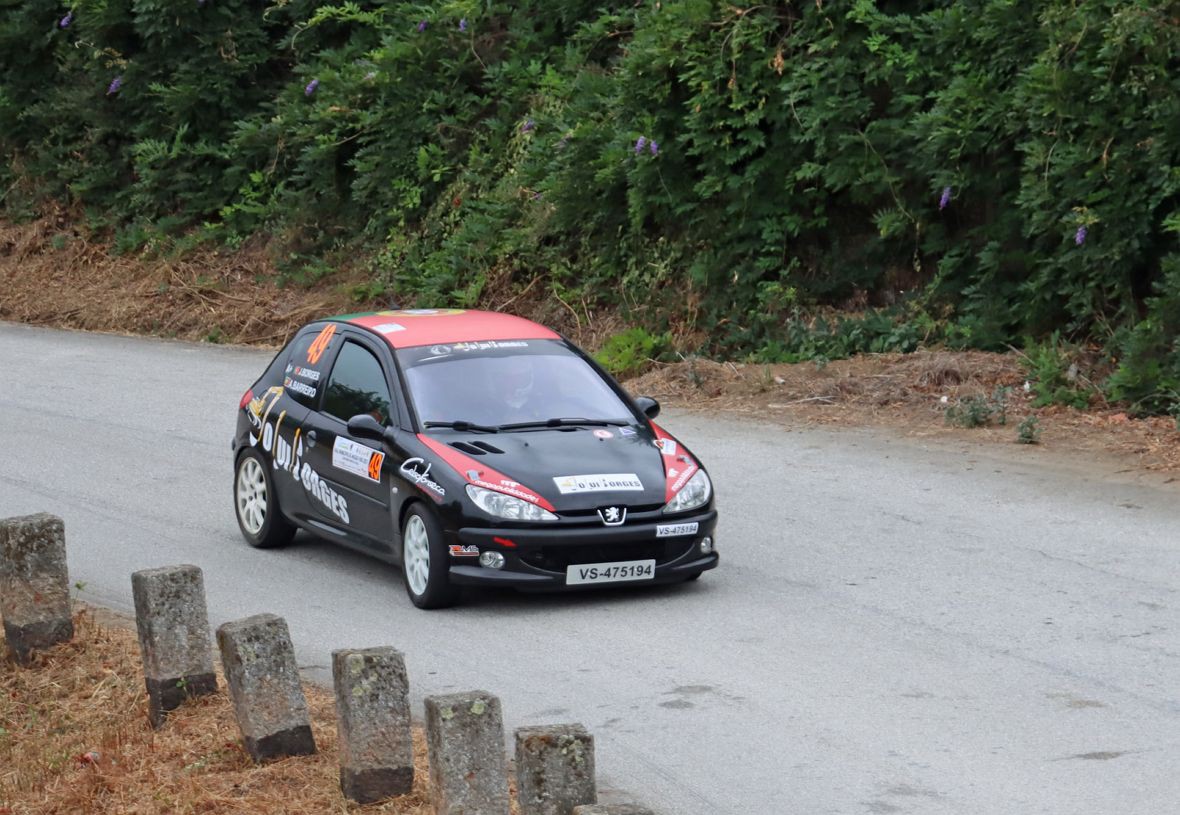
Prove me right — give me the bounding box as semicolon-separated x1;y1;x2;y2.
656;522;699;538
566;559;656;585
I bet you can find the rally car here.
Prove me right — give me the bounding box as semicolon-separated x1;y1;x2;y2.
231;309;718;608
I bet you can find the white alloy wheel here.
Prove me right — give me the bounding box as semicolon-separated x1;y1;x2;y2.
403;514;431;596
236;456;267;535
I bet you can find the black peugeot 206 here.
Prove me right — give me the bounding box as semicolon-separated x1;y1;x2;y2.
231;308;718;608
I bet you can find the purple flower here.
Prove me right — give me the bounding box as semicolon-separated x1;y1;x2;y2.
417;20;427;32
939;186;952;210
649;140;659;156
635;136;647;154
532;191;543;200
459;18;467;32
1075;225;1087;246
59;10;73;28
521;118;535;134
106;75;122;95
304;78;319;96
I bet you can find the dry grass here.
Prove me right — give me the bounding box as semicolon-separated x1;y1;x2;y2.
0;608;438;815
628;351;1180;472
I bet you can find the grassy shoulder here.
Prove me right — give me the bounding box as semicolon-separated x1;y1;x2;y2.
0;607;439;814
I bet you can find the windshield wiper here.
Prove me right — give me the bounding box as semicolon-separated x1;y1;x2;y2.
423;420;500;433
497;418;630;431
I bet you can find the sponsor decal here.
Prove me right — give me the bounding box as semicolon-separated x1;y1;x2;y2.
651;421;701;504
671;462;698;493
400;457;446;502
292;365;320;382
307;324;336;365
553;473;644;494
299;462;350;523
656;522;699;538
449;544;480;557
452;340;529;352
283;376;317;399
593;429;614;440
332;437;385;484
598;506;626;526
471;476;544;505
374;322;406;334
619;426;637;437
381;308;466;317
247;390;350;524
429;344;452;356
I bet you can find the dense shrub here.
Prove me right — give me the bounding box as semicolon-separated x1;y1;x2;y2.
2;1;1179;410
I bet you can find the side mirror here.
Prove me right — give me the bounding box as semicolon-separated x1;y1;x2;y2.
634;396;660;420
347;414;387;441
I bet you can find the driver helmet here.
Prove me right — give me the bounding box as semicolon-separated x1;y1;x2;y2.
493;355;535;409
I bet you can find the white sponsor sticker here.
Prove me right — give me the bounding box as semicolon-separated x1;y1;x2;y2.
400;457;446;501
375;323;406;333
332;437;384;483
655;438;677;456
553;473;644;494
656;522;699;538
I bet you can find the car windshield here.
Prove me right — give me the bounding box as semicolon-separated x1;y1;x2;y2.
398;339;634;429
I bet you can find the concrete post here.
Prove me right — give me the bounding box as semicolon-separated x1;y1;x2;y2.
216;613;316;761
515;724;597;815
0;513;73;664
131;564;217;727
332;647;414;803
424;690;509;815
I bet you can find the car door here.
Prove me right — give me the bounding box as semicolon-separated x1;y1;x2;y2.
301;331;399;549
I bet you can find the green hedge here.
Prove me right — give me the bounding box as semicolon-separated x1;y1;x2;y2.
3;1;1179;411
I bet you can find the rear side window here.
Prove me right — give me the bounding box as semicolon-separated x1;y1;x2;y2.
323;341;394;424
282;324;340;407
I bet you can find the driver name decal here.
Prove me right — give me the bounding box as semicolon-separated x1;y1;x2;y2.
553;473;644;494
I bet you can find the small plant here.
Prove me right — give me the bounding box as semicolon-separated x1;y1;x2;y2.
205;325;225;344
1016;415;1041;444
945;387;1010;428
1021;334;1091;409
73;581;87;591
594;327;669;378
945;395;994;428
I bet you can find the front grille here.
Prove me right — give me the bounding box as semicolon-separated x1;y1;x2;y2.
559;504;664;522
520;540;695;572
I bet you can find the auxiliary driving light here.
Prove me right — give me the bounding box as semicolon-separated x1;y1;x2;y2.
699;537;714;554
479;551;506;570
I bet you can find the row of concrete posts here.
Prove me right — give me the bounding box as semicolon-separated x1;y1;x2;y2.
0;513;652;815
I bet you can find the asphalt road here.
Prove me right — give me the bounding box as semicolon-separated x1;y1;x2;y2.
2;321;1178;814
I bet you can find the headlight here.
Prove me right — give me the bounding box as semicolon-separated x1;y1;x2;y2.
663;469;711;514
465;485;558;522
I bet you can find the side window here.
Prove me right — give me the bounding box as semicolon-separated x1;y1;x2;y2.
283;324;340;407
323;341;394;424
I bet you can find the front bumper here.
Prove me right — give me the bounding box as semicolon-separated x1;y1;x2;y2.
445;509;719;589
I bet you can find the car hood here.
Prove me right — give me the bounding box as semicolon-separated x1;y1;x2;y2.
419;426;683;510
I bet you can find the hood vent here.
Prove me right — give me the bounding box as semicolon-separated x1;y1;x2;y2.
450;441;505;456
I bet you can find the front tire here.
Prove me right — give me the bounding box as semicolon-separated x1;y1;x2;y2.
401;504;458;609
234;449;295;549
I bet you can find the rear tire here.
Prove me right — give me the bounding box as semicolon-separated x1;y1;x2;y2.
234;449;295;549
401;504;459;609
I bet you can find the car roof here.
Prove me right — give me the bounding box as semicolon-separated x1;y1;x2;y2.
334;309;561;349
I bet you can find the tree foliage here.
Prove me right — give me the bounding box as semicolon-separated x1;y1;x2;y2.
2;1;1179;410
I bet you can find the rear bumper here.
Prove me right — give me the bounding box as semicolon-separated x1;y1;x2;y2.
446;509;718;589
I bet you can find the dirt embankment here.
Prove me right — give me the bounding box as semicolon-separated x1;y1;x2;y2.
3;212;1178;472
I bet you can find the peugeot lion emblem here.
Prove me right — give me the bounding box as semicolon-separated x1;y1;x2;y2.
598;506;626;526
